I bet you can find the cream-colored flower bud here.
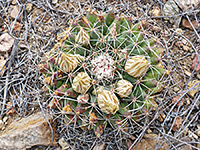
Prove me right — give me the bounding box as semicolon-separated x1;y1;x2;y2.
97;90;119;114
116;80;133;98
57;53;84;73
75;27;90;46
72;72;91;94
125;55;149;78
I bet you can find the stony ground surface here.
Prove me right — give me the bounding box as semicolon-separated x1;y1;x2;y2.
0;0;200;149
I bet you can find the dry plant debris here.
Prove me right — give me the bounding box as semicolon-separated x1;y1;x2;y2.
0;0;200;149
187;80;200;97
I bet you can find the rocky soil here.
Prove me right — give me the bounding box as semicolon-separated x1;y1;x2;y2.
0;0;200;149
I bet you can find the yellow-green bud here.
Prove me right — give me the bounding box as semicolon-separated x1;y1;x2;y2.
116;80;133;98
57;53;84;73
97;90;119;114
72;72;91;94
75;27;90;46
125;55;149;78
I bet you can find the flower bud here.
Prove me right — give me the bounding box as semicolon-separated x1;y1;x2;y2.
125;55;149;78
97;90;119;114
116;80;133;98
57;53;84;73
72;72;91;94
75;27;90;47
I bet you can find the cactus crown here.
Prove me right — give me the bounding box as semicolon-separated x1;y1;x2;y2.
39;9;167;137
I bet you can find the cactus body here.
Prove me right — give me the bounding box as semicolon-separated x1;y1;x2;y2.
39;10;167;137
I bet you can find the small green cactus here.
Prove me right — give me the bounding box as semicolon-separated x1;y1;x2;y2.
39;9;168;137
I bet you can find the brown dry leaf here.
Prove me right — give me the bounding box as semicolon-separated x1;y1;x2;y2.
128;134;169;150
191;54;200;71
172;117;183;132
6;102;16;115
187;80;200;97
0;58;6;75
0;33;14;52
172;95;185;107
10;21;23;32
182;18;199;30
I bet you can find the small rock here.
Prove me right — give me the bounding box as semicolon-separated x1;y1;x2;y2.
159;113;166;122
26;3;33;12
184;70;191;76
175;41;183;47
0;112;57;150
182;39;188;45
150;6;161;17
1;126;5;131
185;97;190;105
0;120;4;130
93;143;106;150
182;45;190;51
0;33;14;52
174;86;180;92
187;80;200;97
3;116;8;123
10;6;22;20
6;102;16;115
52;0;58;4
162;0;182;26
188;131;198;139
58;137;69;150
0;59;6;76
175;28;183;34
164;30;169;35
176;0;199;10
152;26;161;32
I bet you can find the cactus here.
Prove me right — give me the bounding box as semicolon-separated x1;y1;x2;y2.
38;10;168;137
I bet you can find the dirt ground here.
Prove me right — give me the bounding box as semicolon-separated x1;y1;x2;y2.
0;0;200;149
